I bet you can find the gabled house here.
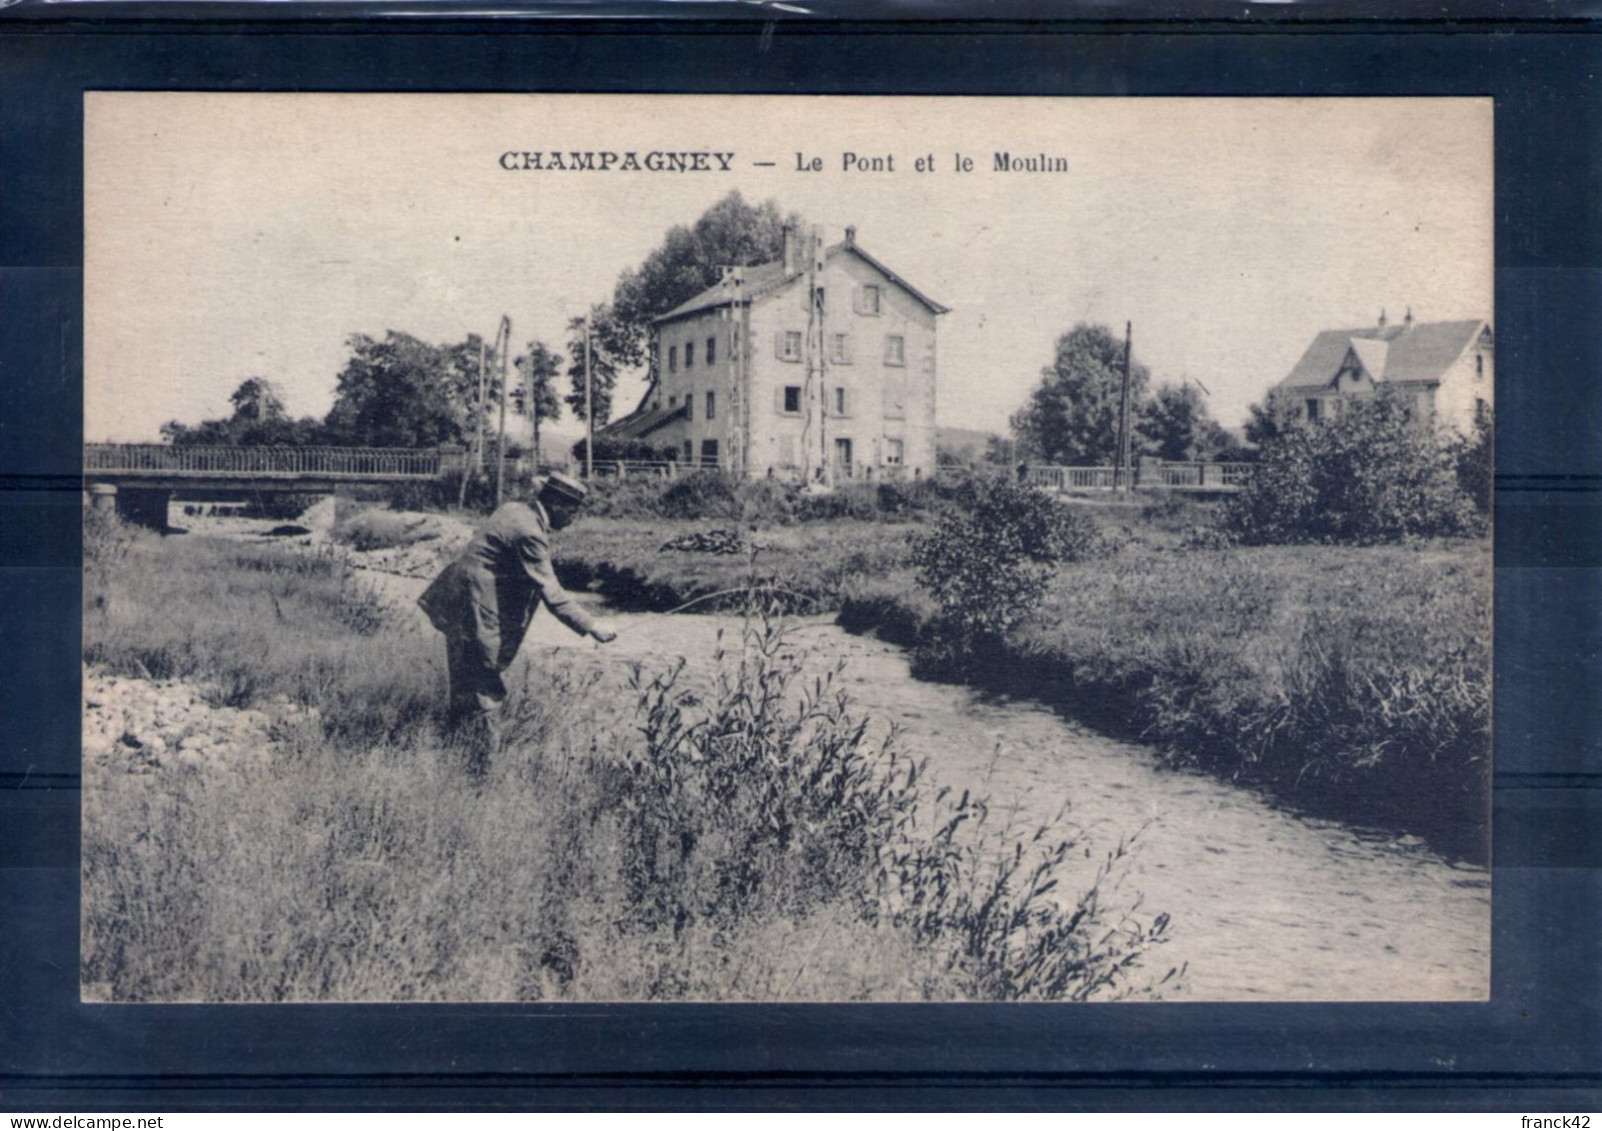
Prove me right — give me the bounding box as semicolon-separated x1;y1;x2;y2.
1275;309;1493;434
600;225;948;480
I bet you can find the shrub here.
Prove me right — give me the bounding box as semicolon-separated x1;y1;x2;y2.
601;609;1176;999
655;471;743;520
386;469;498;513
1452;407;1494;515
911;478;1105;673
332;510;435;552
1225;390;1481;544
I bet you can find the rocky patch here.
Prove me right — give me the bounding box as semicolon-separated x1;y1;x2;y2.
83;668;318;775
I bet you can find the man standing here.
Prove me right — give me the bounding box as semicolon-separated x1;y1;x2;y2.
418;471;615;767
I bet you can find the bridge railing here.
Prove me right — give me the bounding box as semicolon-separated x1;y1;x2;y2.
1024;465;1119;491
1022;460;1254;493
84;443;446;479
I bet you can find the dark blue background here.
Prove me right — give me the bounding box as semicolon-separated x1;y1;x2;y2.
2;21;1598;1111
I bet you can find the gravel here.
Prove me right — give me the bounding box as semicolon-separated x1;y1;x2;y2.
83;668;318;775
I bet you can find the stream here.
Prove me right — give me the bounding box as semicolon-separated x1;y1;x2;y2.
366;565;1491;1003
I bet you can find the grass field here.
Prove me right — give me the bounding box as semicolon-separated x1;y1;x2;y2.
80;518;1175;1002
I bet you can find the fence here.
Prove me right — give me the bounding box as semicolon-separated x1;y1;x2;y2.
1022;460;1253;493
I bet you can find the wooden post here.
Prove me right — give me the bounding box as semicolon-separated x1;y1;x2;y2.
461;336;488;510
584;315;594;480
1116;321;1133;493
495;316;511;509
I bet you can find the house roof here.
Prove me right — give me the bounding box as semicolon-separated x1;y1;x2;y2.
651;239;950;326
1279;318;1488;391
597;400;687;441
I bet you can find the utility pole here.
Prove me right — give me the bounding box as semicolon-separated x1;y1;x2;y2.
494;315;511;509
461;335;489;510
1116;320;1133;493
526;342;541;471
583;314;594;480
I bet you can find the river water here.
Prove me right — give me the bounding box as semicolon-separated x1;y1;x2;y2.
364;562;1489;1003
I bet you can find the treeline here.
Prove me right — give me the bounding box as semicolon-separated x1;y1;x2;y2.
1009;323;1244;466
164;191;804;458
160;332;564;456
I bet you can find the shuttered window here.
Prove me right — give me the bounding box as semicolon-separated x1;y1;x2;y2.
776;331;803;362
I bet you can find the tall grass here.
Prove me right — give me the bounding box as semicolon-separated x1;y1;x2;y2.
556;518;917;614
840;540;1491;861
82;528;1176;1001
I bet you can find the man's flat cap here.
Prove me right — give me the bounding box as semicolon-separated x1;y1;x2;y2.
540;470;588;505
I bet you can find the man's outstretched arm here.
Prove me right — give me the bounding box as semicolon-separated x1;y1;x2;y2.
514;529;611;640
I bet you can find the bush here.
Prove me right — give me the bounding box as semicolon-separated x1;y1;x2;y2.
570;472;953;526
331;510;435;552
1452;407;1494;515
911;478;1105;674
1225;390;1481;544
655;471;743;520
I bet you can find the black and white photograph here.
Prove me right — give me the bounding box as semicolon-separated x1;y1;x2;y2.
80;93;1493;1004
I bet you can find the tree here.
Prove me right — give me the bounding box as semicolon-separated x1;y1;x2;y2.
1226;386;1479;544
1136;382;1233;462
228;377;287;423
513;340;564;465
1242;389;1304;452
1009;323;1151;465
574;191;803;424
322;331;498;448
159;379;323;447
610;191;801;374
565;308;626;427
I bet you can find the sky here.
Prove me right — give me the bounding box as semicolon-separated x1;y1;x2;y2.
84;94;1492;445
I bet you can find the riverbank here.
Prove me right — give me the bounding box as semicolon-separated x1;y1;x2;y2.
81;521;1490;1001
840;539;1492;863
82;524;1179;1003
552;509;1489;862
156;498;1493;861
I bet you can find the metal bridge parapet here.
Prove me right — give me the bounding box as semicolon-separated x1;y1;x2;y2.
83;443;449;481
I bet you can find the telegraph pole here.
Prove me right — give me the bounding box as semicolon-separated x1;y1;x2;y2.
494;315;511;509
461;335;489;510
583;314;594;480
1116;320;1134;493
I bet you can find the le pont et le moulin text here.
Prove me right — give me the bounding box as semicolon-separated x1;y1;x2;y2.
497;150;1068;173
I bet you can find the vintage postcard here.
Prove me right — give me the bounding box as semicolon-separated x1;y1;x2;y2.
81;93;1492;1003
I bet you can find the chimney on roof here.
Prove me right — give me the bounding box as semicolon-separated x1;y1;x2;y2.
782;225;798;277
845;225;857;246
1377;308;1388;330
1403;305;1414;330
